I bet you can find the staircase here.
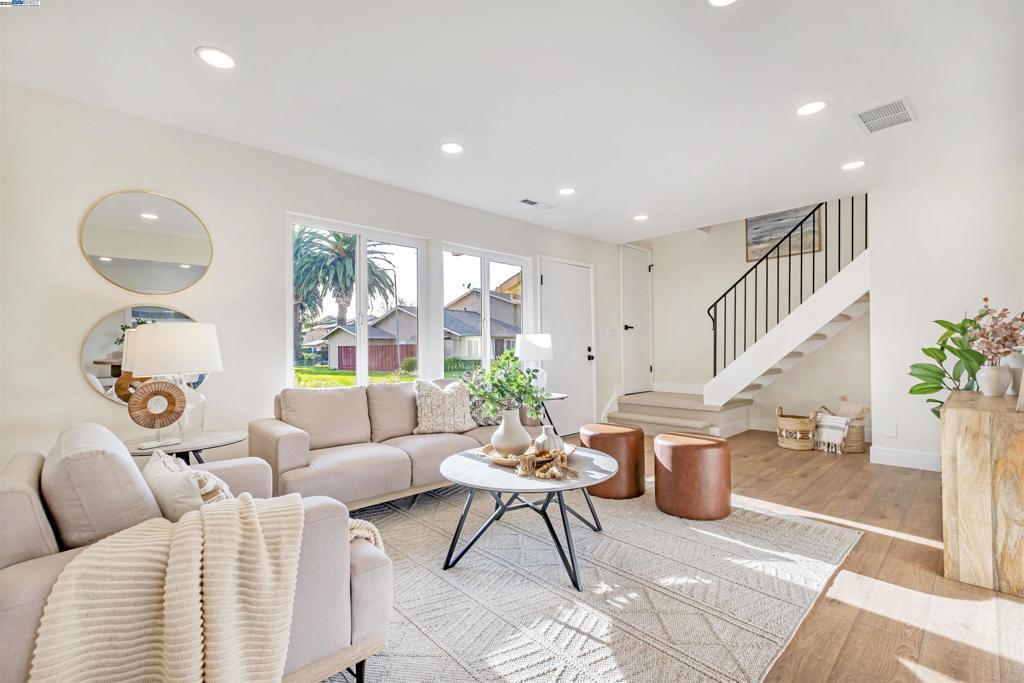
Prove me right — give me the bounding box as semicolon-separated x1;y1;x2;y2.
608;195;869;436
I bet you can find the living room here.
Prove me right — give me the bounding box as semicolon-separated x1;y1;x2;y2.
1;2;1022;682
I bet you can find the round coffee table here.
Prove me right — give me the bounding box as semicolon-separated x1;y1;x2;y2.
439;447;618;591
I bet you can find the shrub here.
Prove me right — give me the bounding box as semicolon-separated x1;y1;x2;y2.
400;356;417;373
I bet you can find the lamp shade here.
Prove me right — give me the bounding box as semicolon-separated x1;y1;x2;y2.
120;328;138;373
515;333;553;361
131;322;223;376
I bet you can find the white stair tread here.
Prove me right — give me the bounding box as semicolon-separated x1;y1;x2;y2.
785;351;805;359
830;314;852;323
761;368;783;376
608;411;713;430
618;392;752;411
806;333;827;341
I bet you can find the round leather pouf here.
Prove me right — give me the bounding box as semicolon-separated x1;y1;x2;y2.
581;423;646;499
653;432;731;520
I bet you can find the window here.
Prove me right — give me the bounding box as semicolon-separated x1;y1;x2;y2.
291;219;422;387
442;247;531;375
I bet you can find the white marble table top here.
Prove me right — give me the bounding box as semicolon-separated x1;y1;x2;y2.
124;429;247;456
440;446;618;494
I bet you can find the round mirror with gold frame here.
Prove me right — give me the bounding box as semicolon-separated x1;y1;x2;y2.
81;190;212;294
82;305;208;405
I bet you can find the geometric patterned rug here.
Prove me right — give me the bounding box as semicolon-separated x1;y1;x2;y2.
327;484;860;682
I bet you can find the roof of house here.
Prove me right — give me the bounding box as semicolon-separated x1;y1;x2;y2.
442;308;520;338
304;323;395;344
443;287;517;309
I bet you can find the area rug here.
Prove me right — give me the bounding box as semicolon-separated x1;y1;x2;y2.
327;485;860;683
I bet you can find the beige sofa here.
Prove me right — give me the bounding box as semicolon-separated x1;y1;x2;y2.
0;423;392;683
250;382;541;509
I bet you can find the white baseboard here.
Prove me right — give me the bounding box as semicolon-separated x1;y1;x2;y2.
869;445;941;472
600;385;625;421
651;381;705;395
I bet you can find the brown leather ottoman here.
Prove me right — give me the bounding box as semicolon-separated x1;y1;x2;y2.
580;423;645;499
653;432;731;520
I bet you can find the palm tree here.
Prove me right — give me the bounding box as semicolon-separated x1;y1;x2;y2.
292;227;324;363
295;229;396;332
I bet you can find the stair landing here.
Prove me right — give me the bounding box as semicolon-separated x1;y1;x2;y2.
608;392;751;437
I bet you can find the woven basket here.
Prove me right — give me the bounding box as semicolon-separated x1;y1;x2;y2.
776;406;816;450
844;422;866;453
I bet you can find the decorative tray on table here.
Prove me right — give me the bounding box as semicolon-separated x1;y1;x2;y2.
480;443;578;480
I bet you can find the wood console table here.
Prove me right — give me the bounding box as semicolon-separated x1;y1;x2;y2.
940;391;1023;597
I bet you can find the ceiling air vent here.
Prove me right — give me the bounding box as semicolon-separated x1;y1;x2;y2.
519;198;553;210
855;97;915;134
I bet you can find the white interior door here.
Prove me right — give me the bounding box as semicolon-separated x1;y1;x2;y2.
539;258;595;435
621;245;653;394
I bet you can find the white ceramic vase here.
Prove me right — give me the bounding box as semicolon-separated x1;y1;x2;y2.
976;365;1012;397
491;409;533;456
1002;351;1024;396
533;425;563;455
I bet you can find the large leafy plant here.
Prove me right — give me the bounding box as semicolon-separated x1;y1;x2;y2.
464;350;546;419
909;313;988;418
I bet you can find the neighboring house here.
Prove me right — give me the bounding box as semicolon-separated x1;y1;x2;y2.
300;286;523;370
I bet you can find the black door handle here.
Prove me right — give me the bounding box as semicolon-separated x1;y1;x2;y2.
623;324;635;331
587;354;595;361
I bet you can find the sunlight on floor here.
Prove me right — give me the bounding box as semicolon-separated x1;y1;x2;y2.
732;493;944;550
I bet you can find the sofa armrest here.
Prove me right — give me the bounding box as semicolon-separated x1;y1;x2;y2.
0;548;85;683
249;418;311;494
284;495;352;676
194;457;272;498
1;451;59;570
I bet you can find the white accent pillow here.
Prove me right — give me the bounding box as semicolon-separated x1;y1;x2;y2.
413;380;476;434
142;450;233;522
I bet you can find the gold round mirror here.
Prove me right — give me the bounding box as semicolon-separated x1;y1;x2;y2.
81;191;212;294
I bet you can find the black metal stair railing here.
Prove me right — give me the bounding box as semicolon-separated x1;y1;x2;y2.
707;194;869;377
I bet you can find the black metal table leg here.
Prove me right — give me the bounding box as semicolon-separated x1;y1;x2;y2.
541;401;559;436
443;489;476;569
191;449;205;464
556;492;581;590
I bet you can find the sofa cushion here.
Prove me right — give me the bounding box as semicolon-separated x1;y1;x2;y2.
412;381;475;434
461;424;543;447
383;433;480;486
280;443;411;505
1;450;60;570
366;382;417;442
279;387;371;449
41;423;162;549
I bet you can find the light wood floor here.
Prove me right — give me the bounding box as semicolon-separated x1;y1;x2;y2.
571;429;1023;682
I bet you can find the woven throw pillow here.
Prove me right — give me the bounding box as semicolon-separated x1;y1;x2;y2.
469;395;501;427
413;380;476;434
142;450;234;522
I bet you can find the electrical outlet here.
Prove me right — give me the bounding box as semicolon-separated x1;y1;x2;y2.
885;422;898;438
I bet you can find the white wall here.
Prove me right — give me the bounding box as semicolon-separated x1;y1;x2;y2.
0;85;622;460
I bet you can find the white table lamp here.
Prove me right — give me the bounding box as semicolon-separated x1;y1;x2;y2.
132;323;223;435
515;333;553;389
120;328;138;372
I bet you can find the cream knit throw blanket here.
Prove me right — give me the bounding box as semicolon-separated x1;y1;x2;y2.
30;493;304;683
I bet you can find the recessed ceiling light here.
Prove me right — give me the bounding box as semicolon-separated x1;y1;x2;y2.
98;256;113;262
195;46;235;70
841;160;866;170
796;101;827;116
440;142;464;154
140;213;159;220
634;214;649;222
708;0;738;6
557;187;576;196
179;264;192;269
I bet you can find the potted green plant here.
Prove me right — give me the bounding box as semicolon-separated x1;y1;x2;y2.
464;350;547;455
908;308;988;416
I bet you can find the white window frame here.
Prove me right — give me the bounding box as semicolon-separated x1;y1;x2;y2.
440;242;534;370
286;212;426;386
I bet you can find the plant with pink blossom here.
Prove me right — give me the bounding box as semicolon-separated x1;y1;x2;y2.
968;298;1024;365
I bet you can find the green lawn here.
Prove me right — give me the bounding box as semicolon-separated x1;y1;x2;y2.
293;365;463;387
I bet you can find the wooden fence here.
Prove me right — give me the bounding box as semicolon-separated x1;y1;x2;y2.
337;344;417;372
